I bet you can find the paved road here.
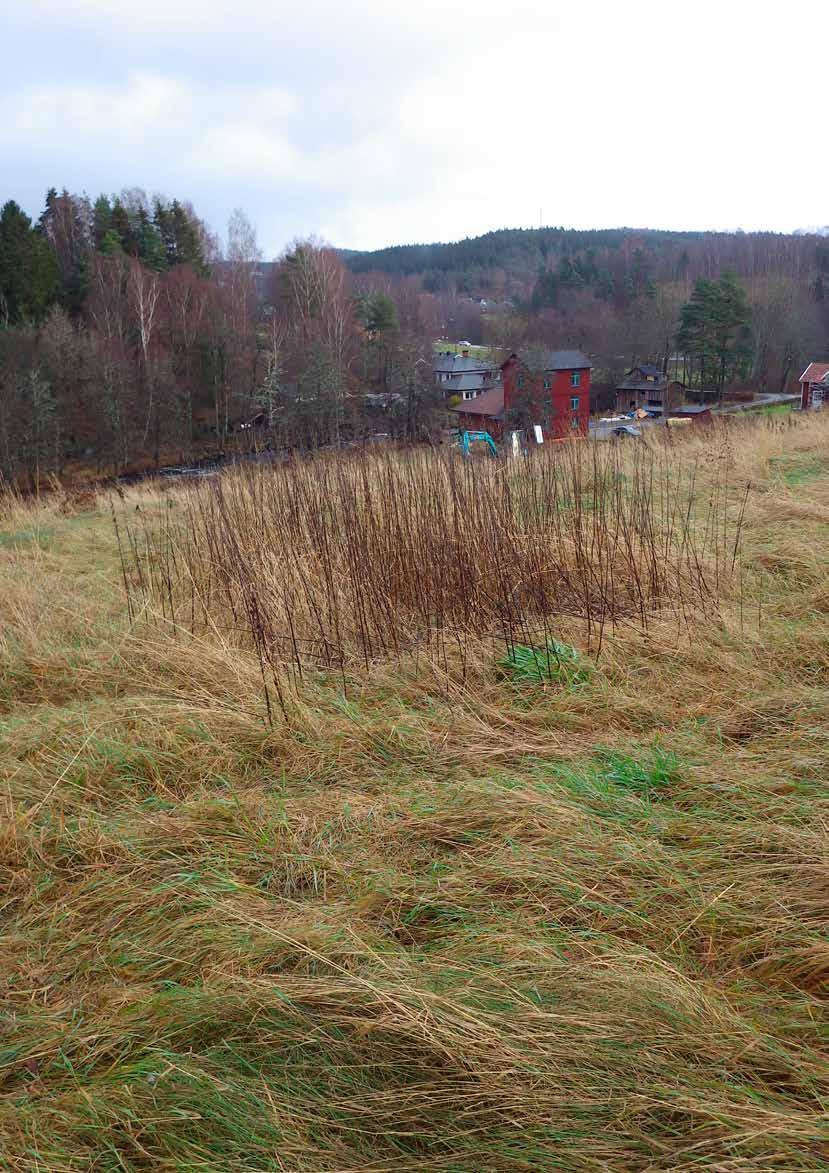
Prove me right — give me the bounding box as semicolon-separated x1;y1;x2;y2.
712;393;800;414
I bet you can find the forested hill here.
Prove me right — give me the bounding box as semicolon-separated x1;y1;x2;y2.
343;225;829;296
346;227;683;276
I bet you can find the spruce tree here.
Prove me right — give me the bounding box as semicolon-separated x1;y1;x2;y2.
676;274;752;400
92;195;113;249
0;201;59;324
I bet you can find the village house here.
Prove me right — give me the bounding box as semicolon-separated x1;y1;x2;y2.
615;364;685;416
451;349;592;440
433;350;501;402
798;362;829;411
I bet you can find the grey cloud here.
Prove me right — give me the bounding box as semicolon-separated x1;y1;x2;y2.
3;1;825;252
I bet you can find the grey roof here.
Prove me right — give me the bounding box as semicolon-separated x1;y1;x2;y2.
433;353;496;375
617;364;670;391
618;375;668;391
443;372;497;393
669;404;710;415
535;349;592;371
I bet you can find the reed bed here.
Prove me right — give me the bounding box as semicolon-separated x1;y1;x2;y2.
122;437;748;707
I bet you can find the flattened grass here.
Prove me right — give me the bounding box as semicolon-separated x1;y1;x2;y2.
1;415;828;1169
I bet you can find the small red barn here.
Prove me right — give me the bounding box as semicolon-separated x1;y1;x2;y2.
798;362;829;411
666;405;712;424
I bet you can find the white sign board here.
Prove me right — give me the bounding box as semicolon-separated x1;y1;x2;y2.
533;424;544;444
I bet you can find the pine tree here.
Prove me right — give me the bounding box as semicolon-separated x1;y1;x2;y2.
136;206;167;271
92;196;113;249
676;274;752;400
153;199;176;267
171;201;206;271
110;200;138;256
0;201;59;324
38;188;92;315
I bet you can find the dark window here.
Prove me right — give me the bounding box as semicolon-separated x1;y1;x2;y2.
570;395;580;410
570;370;581;388
517;374;525;388
543;378;551;391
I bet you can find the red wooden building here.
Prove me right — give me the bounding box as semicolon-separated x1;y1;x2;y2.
799;362;829;411
451;349;592;440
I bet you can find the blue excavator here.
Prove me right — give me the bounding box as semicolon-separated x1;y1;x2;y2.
452;429;499;458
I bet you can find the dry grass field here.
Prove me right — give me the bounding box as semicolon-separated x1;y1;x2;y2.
1;416;827;1170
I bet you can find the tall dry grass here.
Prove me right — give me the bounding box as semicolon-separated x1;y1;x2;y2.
2;412;827;1171
122;433;751;716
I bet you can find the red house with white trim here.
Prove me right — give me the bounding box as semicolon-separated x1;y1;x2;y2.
799;362;829;411
451;349;592;440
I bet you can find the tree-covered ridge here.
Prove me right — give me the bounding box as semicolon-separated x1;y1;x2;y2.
345;225;829;301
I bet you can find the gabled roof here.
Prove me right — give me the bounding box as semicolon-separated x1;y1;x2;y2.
799;362;829;384
449;385;505;419
433;353;495;375
502;349;592;372
537;349;592;371
617;374;668;391
443;372;497;392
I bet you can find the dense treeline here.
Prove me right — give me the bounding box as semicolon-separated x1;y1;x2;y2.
345;225;829;297
0;189;440;486
347;225;829;395
2;193;829;486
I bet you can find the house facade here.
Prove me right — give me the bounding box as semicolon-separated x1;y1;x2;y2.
451;349;592;440
615;364;685;416
433;351;501;402
799;362;829;411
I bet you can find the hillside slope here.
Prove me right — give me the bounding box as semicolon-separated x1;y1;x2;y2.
1;418;827;1170
344;224;829;294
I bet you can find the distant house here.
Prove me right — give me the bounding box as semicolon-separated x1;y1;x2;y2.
798;362;829;411
433;351;501;402
451;349;592;440
615;364;685;416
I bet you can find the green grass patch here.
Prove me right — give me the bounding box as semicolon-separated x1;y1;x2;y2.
769;452;829;485
0;525;54;550
497;639;592;686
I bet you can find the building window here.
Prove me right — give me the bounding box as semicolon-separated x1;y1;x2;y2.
570;395;580;410
517;374;525;389
571;414;580;430
570;371;581;388
543;378;551;391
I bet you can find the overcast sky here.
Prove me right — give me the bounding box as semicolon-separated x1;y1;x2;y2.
3;0;827;256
